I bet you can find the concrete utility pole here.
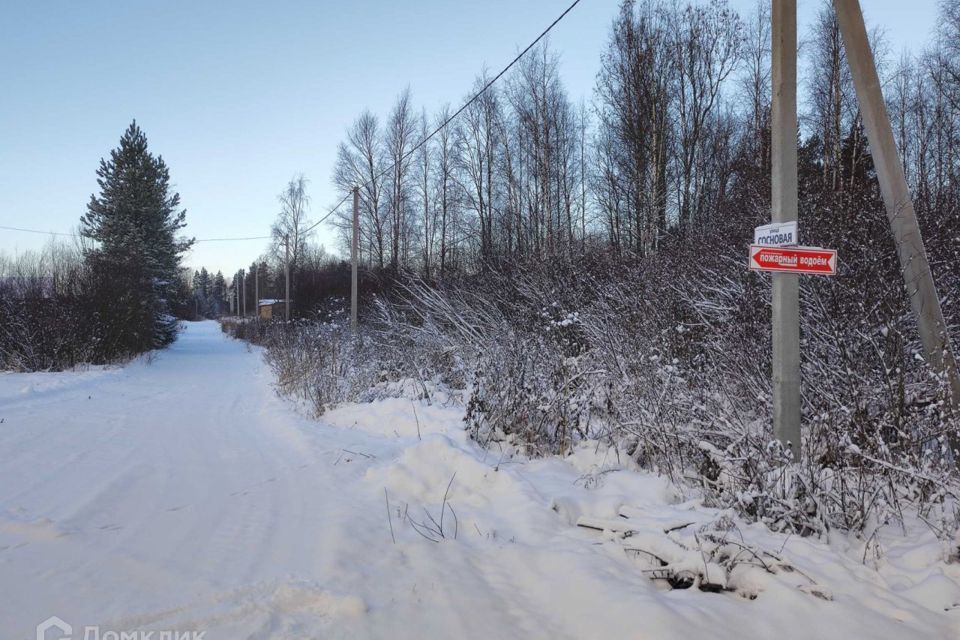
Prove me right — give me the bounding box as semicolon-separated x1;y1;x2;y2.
351;186;359;333
284;234;291;321
254;263;259;320
833;0;960;410
241;272;246;318
771;0;802;456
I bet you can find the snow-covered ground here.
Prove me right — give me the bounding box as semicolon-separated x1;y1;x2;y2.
1;321;958;639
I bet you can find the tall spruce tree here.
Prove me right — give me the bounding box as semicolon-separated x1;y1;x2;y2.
81;121;193;354
192;267;212;317
212;271;227;316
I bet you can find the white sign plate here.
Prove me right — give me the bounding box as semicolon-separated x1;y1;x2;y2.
754;221;798;247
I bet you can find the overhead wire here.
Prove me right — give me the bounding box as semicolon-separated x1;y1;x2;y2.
295;0;583;238
194;235;273;242
0;225;77;237
0;224;272;243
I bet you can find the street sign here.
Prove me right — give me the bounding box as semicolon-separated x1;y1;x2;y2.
749;245;837;275
754;221;798;246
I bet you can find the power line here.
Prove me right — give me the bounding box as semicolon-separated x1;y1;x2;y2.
0;225;77;237
0;224;272;243
384;0;584;191
194;235;273;243
298;0;583;238
298;192;352;237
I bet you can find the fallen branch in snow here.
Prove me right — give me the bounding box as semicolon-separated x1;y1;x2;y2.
440;473;457;537
623;547;668;566
575;515;640;534
583;511;831;600
578;515;696;538
384;488;396;545
342;449;376;460
411;401;422;441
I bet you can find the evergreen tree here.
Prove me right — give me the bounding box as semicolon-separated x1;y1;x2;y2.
191;267;213;317
191;270;203;319
212;271;227;316
80;121;193;354
198;267;211;300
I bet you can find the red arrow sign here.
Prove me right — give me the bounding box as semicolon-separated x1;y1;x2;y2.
749;245;837;275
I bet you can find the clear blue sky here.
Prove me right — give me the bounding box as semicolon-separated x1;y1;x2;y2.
0;0;938;276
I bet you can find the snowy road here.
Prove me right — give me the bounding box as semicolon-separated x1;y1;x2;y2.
1;322;958;639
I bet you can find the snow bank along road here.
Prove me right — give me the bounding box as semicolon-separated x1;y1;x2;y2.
1;321;958;639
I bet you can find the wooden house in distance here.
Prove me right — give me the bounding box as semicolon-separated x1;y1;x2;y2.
257;299;289;320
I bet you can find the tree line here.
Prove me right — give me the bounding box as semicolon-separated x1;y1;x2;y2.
315;0;958;282
203;0;960;326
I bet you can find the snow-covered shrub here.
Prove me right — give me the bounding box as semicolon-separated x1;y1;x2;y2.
611;513;832;600
0;243;109;371
373;269;605;453
367;286;481;395
670;250;960;540
223;317;388;415
465;332;598;453
220;316;271;344
237;238;960;547
364;251;960;546
221;302;421;415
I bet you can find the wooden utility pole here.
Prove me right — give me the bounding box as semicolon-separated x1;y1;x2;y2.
254;263;259;320
241;272;246;318
351;186;359;333
284;234;291;321
771;0;801;456
833;0;960;409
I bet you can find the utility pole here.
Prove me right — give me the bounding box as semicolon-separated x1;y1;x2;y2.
771;0;801;457
241;272;246;318
833;0;960;410
254;263;259;320
351;186;359;333
284;234;291;321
